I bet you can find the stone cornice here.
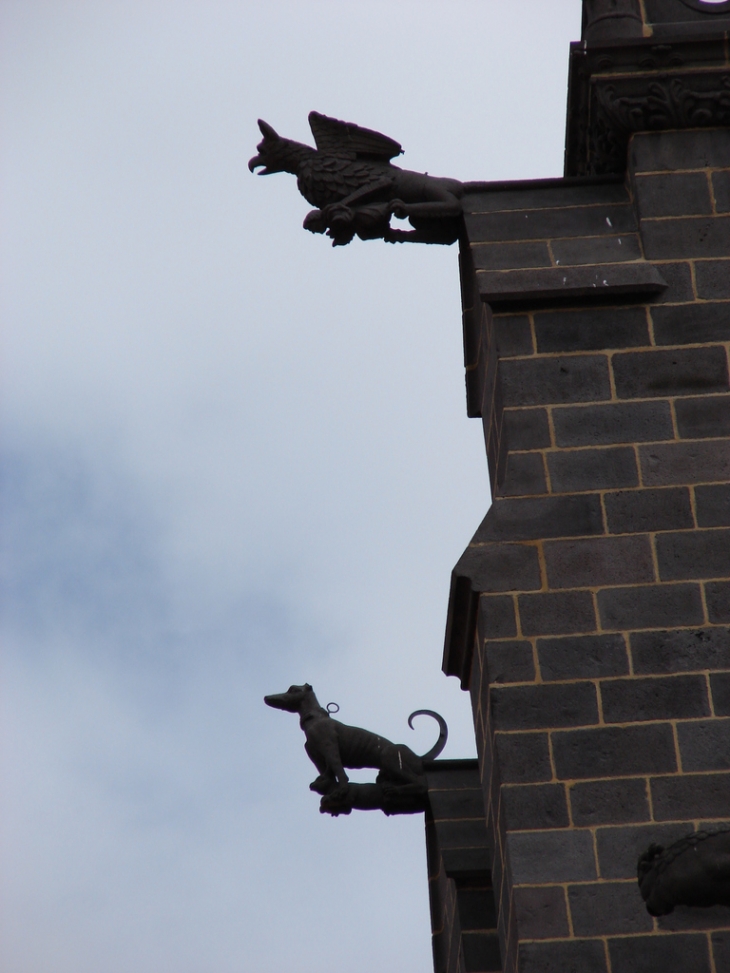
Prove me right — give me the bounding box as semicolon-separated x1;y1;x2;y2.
565;35;730;176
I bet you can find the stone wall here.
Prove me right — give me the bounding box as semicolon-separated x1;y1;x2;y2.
443;127;730;973
425;760;500;973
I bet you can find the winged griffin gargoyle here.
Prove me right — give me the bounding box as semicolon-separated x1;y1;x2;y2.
249;112;464;246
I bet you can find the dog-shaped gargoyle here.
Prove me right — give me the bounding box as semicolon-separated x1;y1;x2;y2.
264;684;447;816
249;112;464;247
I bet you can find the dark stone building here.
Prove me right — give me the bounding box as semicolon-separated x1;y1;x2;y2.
430;2;730;971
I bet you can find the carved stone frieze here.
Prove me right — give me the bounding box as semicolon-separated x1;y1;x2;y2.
597;72;730;133
565;34;730;176
586;70;730;174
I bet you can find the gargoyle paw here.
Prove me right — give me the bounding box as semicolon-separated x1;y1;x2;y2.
390;199;408;219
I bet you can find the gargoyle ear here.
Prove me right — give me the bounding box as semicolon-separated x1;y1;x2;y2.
304;683;312;690
258;119;279;140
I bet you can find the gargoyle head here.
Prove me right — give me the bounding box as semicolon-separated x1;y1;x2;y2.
264;683;316;712
248;119;314;176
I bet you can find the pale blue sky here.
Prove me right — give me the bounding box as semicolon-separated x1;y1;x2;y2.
1;3;581;971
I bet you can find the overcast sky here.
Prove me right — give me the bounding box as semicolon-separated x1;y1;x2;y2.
1;3;582;971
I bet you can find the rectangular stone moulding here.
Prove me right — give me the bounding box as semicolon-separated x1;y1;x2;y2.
476;263;667;306
443;125;730;973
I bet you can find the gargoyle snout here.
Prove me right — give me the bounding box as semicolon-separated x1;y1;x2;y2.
264;692;290;709
264;684;313;711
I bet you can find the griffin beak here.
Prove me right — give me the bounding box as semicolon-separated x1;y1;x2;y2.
248;155;267;173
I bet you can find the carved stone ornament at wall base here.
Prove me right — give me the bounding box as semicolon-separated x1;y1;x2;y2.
264;684;448;816
638;829;730;915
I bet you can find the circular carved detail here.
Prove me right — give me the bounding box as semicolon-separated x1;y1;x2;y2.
678;0;730;13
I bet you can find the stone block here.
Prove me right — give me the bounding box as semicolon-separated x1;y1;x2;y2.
552;401;673;446
490;682;598;731
500;355;611;407
711;672;730;715
499;452;547;496
713;932;730;971
570;778;649;827
651;261;694;303
434;819;494;850
494;732;552;783
677;719;730;772
458;888;497;931
543;535;654;588
658;902;730;932
612;346;729;398
501;783;569;831
605;487;694;534
608;933;711;973
518;590;597;636
550;233;642;266
464;182;628;214
538;633;628;681
712;171;730;213
512;886;569;940
640;440;730;485
548;445;638;492
641;215;730;259
634;172;713;217
675;394;730;438
518;938;608;973
466;204;636;242
484;640;534;685
598;583;704;630
474;494;604;542
695;259;730;299
707;582;730;624
494;314;533;357
484;641;535;684
656;528;730;580
534;306;648;354
457;543;542;592
652;302;730;344
631;129;730;172
479;595;517;639
651;772;730;820
462;932;501;973
568;882;653;936
507;829;596;884
503;407;550;450
631;627;730;674
472;241;551;271
696;484;730;527
552;724;677;779
429;788;486;820
600;674;710;723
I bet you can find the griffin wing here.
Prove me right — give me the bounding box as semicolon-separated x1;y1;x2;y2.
308;112;402;162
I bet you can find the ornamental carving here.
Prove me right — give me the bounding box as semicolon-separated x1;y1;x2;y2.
583;71;730;175
639;829;730;915
597;73;730;133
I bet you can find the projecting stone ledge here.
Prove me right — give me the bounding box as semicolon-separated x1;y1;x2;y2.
476;263;667;307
